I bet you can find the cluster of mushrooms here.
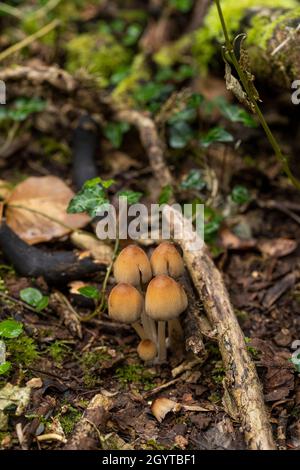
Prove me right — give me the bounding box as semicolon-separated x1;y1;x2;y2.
108;242;188;363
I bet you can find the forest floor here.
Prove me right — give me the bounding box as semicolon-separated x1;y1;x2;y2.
0;0;299;451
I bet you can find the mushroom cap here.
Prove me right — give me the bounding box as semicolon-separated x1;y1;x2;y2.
113;245;152;286
108;283;143;323
145;275;188;321
151;397;181;423
137;339;157;361
150;242;184;278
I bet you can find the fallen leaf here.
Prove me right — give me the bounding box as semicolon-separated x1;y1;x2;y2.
219;228;256;250
105;151;140;176
257;238;297;258
0;383;31;431
6;176;90;244
70;230;113;264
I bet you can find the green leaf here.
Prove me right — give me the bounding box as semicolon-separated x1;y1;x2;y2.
20;287;43;306
200;127;234;148
180;169;206;191
168;121;194;149
204;207;223;243
0;319;23;339
83;177;115;190
0;361;11;375
8;97;46;122
118;190;143;204
134;82;174;107
231;185;251;205
110;66;130;85
123;23;142;46
215;97;257;128
78;285;100;300
104;122;130;148
169;0;193;13
67;185;109;218
158;185;173;204
35;296;49;312
168;107;197;124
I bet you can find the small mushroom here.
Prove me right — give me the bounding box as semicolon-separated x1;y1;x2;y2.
151;397;181;423
108;283;145;339
113;244;152;286
137;339;157;362
145;275;188;362
150;241;184;278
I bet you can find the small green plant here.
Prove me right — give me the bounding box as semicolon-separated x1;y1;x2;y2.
230;185;251;205
20;287;49;312
6;334;39;368
180;169;206;191
104;121;130;148
78;285;100;301
79;350;111;387
0;97;46;124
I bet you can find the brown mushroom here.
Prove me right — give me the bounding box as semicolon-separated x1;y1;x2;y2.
108;283;145;339
113;244;152;286
150;242;184;278
145;275;188;362
137;339;157;362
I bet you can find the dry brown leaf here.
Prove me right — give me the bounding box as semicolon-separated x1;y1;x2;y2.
70;230;113;265
105;151;140;176
257;238;297;258
6;176;90;244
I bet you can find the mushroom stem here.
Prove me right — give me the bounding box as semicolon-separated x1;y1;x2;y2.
158;321;167;362
141;310;157;343
132;322;146;340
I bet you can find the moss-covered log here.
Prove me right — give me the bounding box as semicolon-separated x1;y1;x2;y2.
155;0;300;89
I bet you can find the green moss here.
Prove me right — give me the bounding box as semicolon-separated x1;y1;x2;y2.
115;364;156;390
79;350;111;388
6;334;39;368
112;54;150;106
46;341;71;366
59;405;81;436
66;32;132;87
193;0;298;70
154;35;192;67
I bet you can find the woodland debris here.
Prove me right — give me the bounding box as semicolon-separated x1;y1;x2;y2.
63;394;112;450
118;108;276;450
0;383;31;431
50;291;82;339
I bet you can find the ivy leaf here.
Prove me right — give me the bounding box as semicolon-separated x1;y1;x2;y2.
180;169;206;191
83;177;115;190
215;98;257;128
8;97;46;122
118;190;143;204
0;361;11;375
168;121;194;149
123;23;142;46
158;185;173;204
0;319;23;339
78;285;100;300
104;122;130;148
67;185;109;218
20;288;48;311
200;127;234;148
35;296;49;312
231;185;251;204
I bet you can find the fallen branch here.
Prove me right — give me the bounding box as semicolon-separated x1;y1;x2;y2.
116;108;276;450
0;223;105;283
63;394;112;450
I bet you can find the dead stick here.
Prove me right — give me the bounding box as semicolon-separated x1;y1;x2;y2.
63;394;112;450
115;108;276;450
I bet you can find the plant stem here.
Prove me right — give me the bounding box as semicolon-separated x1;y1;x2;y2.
214;0;300;190
0;19;60;63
